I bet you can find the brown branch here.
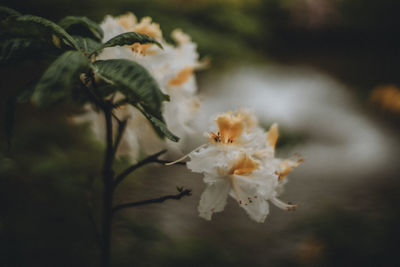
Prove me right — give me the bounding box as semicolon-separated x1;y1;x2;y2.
112;189;192;214
113;150;167;188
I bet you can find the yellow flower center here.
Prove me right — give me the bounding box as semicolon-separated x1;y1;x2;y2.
209;112;245;145
229;154;259;176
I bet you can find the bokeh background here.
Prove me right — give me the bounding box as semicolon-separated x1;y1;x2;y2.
1;0;400;266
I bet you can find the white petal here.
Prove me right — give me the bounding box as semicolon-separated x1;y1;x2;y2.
241;197;269;223
230;175;270;223
198;178;231;220
187;146;232;175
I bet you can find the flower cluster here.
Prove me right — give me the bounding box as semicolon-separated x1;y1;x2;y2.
185;109;303;222
77;12;204;161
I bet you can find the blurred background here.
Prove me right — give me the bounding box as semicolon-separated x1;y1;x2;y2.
1;0;400;266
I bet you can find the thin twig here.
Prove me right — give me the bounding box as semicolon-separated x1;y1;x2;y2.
112;189;192;214
111;112;122;124
113;150;167;188
154;159;186;166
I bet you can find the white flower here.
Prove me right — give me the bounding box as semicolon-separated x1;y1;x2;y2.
75;12;204;161
184;110;302;222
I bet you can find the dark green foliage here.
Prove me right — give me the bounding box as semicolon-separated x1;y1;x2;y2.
16;81;37;103
4;95;16;149
4;81;41;148
59;16;103;42
0;6;21;20
93;59;168;115
0;38;55;63
72;35;102;54
32;50;90;105
0;14;79;50
93;59;179;141
90;32;162;56
0;7;178;145
135;104;179;142
0;118;103;267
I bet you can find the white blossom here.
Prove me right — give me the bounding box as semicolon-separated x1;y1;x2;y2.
184;110;302;222
75;12;203;161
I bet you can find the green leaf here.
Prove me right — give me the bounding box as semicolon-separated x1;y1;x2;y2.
93;59;169;115
0;15;79;50
72;35;102;54
58;16;103;42
135;104;179;142
90;32;162;56
32;51;90;105
0;6;21;21
0;38;53;63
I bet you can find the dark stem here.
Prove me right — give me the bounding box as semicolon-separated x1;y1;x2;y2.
84;71;105;110
87;207;103;249
101;102;114;267
86;174;103;249
112;119;127;159
112;189;192;213
113;150;167;188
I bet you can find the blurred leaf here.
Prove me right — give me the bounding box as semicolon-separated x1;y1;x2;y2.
135;104;179;142
72;35;102;54
16;81;37;103
0;6;21;21
32;51;90;106
4;95;16;150
0;38;53;63
93;59;169;116
90;32;162;56
58;16;103;42
0;15;79;50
